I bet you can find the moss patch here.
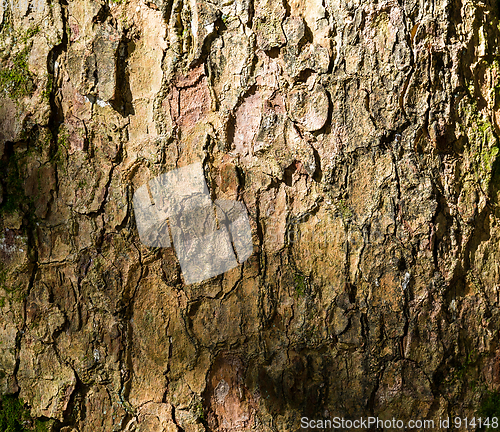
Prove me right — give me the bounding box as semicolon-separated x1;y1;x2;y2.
458;98;500;194
336;199;352;222
0;394;51;431
0;47;34;99
477;390;500;430
0;26;41;99
294;272;308;297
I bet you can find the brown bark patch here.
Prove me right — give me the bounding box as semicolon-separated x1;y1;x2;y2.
204;354;257;431
167;64;212;133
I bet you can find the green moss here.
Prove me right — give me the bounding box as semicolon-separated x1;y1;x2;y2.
481;145;499;172
294;273;308;297
0;26;41;100
337;199;352;221
0;26;42;99
458;97;500;193
21;26;40;43
0;46;34;99
51;128;69;174
42;73;52;102
57;128;69;149
477;390;500;430
0;394;51;432
195;401;205;421
0;394;26;431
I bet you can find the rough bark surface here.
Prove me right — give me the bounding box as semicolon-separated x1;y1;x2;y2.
1;0;500;430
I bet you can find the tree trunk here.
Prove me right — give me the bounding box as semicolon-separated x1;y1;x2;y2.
1;0;500;430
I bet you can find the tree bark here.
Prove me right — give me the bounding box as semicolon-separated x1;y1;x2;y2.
1;0;500;430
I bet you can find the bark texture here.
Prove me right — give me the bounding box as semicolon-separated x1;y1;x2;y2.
1;0;500;430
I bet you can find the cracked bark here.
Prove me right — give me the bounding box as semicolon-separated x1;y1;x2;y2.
1;0;500;430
